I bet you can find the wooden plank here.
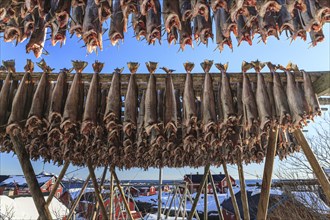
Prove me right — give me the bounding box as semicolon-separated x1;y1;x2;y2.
109;171;115;220
188;164;211;220
204;169;208;220
209;170;224;220
92;166;108;220
87;161;109;220
237;155;250;220
67;174;91;220
257;127;279;220
158;168;163;220
46;161;70;205
312;73;330;96
294;130;330;202
0;71;327;93
8;131;52;220
223;162;241;220
111;167;134;220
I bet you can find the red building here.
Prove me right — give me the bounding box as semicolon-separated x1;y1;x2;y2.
184;172;236;194
0;171;64;198
130;186;156;196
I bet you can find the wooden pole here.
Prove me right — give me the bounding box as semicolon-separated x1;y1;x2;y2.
188;164;211;220
166;185;179;219
223;162;241;220
92;166;108;220
46;161;70;205
9;131;52;220
110;167;134;220
294;129;330;202
237;156;250;220
158;168;163;220
109;171;115;220
183;183;188;219
87;161;109;220
187;190;201;220
209;170;224;220
175;185;187;220
67;174;91;219
204;166;208;220
257;127;279;220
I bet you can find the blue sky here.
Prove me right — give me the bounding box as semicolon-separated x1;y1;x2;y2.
0;18;329;181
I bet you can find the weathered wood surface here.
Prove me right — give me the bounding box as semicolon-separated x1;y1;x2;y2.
209;170;224;220
257;127;279;220
313;73;330;96
223;162;241;220
0;71;327;94
237;155;250;220
294;130;330;202
9;132;53;220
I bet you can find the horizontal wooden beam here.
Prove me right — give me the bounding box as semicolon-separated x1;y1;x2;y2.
313;73;330;96
0;71;327;92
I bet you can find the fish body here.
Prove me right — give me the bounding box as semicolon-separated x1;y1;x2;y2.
140;0;158;16
49;69;68;120
164;72;177;131
104;69;122;122
163;0;181;33
242;72;258;131
144;74;157;131
146;0;161;44
26;16;47;58
82;0;103;53
70;5;85;37
219;65;236;123
132;10;147;40
214;9;233;51
183;72;197;129
179;20;193;51
167;27;178;45
192;0;209;21
302;70;321;117
179;0;192;21
236;15;252;46
194;13;213;45
124;73;138;130
0;72;12;126
109;0;125;46
98;0;112;23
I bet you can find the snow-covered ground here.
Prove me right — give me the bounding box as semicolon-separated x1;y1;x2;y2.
143;213;196;220
0;195;69;220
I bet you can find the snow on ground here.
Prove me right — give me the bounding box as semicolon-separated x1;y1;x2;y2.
0;195;69;220
292;191;330;214
69;188;110;200
143;213;196;220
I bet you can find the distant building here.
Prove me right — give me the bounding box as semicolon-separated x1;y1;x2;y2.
184;173;236;194
0;171;64;198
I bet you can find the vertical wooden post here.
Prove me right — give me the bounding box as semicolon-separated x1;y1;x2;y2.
109;171;115;220
257;127;279;220
188;164;211;220
204;167;208;220
9;132;52;220
187;190;201;220
110;167;134;220
183;183;188;219
92;166;108;220
209;170;224;220
87;161;109;220
237;156;250;220
67;174;91;220
175;184;187;220
166;185;179;219
158;168;163;220
294;129;330;201
46;161;70;205
223;162;241;220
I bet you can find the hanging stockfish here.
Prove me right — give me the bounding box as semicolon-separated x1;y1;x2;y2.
146;0;161;45
256;0;282;18
132;5;147;41
267;63;291;129
156;89;165;166
302;70;321;119
182;62;198;166
192;0;209;21
241;61;259;150
179;0;193;21
81;61;103;165
48;68;69;164
144;62;159;167
214;8;233;52
194;9;213;45
97;0;112;23
109;0;125;46
104;67;123;168
72;0;87;7
201;60;217;159
178;20;193;51
136;90;148;169
6;60;34;152
279;63;308;129
0;61;15;153
163;0;182;33
61;61;86;165
82;0;103;54
121;0;138;19
286;0;307;16
25;12;47;58
70;5;85;38
123;62;139;168
26;60;52;161
161;67;178;167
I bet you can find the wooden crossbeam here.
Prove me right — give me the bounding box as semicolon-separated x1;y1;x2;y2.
0;71;327;94
294;130;330;202
257;127;279;220
92;166;108;220
313;73;330;96
9;131;52;220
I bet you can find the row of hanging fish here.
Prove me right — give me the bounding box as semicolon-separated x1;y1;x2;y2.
0;0;329;57
0;59;321;168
